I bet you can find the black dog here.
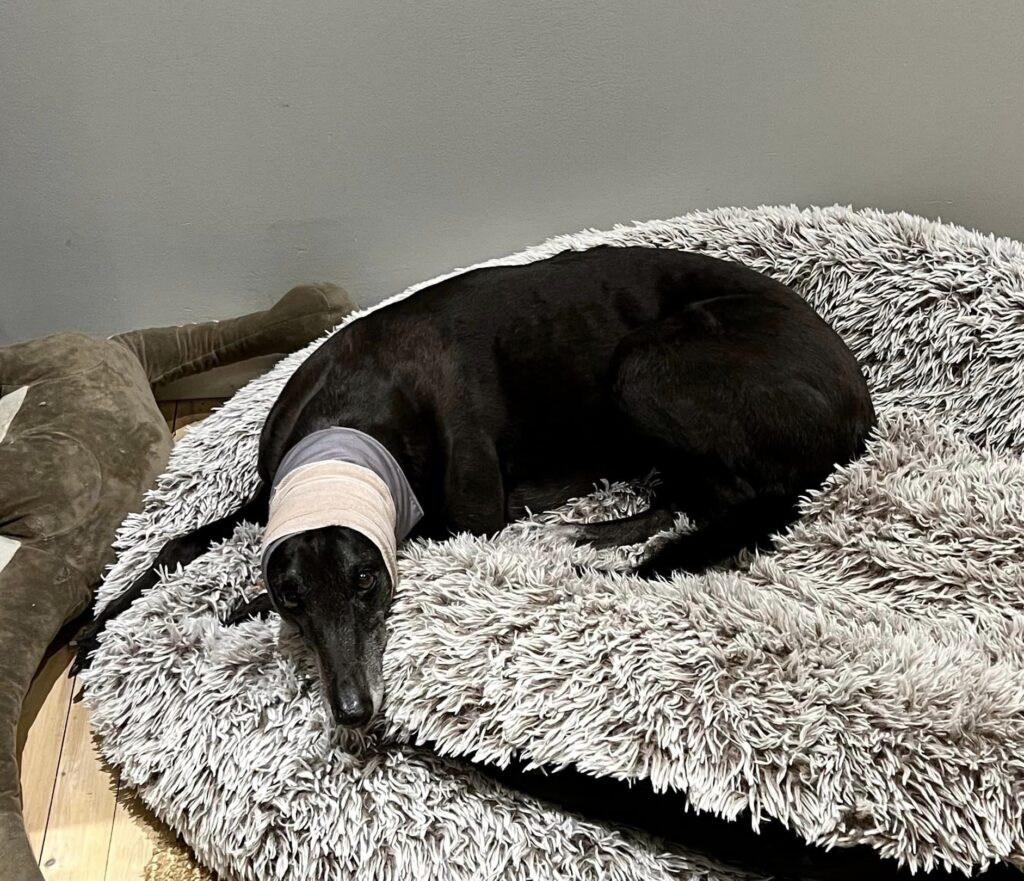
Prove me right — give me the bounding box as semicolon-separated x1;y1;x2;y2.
74;245;875;727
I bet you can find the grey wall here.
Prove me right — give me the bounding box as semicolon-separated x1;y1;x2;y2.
2;0;1021;343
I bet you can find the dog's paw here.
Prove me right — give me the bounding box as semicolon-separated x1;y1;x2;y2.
547;522;586;542
633;559;665;580
551;522;633;550
577;524;640;550
634;541;706;580
636;537;734;580
69;620;103;678
223;593;273;626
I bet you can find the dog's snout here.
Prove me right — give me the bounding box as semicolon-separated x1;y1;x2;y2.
310;618;386;730
331;685;374;728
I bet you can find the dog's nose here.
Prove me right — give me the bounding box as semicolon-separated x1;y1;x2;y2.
331;687;374;728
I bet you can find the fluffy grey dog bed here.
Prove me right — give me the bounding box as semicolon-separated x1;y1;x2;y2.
83;206;1024;880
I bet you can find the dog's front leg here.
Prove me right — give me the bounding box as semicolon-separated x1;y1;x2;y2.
440;429;506;537
223;592;274;625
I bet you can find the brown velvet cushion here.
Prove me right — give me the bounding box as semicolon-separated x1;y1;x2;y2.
0;284;355;881
0;332;171;881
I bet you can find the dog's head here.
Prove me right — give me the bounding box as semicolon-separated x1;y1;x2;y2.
264;526;392;727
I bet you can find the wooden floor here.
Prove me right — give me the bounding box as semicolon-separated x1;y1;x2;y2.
17;400;222;881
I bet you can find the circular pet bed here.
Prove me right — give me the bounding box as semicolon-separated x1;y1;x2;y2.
84;206;1024;880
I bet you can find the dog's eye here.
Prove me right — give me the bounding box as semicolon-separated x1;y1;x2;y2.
356;570;375;592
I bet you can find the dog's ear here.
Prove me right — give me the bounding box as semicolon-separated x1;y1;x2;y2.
264;535;309;610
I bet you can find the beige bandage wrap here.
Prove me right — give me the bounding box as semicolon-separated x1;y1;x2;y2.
262;460;401;590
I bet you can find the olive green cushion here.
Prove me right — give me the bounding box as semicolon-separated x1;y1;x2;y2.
0;284;355;881
0;332;170;881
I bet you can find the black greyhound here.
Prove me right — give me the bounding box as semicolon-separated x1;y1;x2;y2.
74;245;875;728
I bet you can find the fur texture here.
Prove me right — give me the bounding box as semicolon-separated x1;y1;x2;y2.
84;205;1024;879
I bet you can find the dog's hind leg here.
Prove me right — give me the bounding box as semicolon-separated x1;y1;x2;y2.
635;494;798;578
608;315;809;578
70;486;269;676
571;507;679;549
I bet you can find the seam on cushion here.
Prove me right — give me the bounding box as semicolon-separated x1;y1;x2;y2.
0;385;28;444
0;535;19;573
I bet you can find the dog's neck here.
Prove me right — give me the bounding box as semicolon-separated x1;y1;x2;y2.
261;427;424;586
270;427;424;539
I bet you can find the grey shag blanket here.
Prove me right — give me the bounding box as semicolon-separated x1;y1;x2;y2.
83;205;1024;880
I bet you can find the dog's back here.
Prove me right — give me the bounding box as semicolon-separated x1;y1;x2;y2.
301;246;873;494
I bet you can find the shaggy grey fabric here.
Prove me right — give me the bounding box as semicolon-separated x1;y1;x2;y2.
83;205;1024;880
